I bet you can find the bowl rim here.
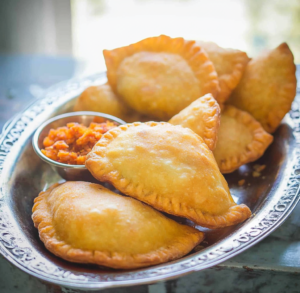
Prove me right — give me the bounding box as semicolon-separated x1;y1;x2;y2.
32;111;126;169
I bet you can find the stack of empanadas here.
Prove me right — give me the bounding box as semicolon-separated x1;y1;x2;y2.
74;35;296;173
33;122;251;269
33;35;296;270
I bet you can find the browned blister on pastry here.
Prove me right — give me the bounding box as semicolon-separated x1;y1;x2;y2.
32;181;203;269
197;41;250;104
213;105;273;174
228;43;297;133
169;94;220;150
86;122;251;229
103;35;220;120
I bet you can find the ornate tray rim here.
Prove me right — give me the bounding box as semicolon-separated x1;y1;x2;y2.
0;72;300;290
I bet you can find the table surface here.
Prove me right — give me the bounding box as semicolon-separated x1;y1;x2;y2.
1;55;300;293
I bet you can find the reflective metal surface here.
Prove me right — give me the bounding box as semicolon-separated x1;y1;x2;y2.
32;111;125;181
0;72;300;290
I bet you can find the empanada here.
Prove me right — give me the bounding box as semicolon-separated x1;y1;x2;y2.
74;83;154;123
213;106;273;174
32;181;203;269
86;122;251;228
103;35;220;120
228;43;297;133
197;41;249;104
169;94;220;150
74;83;131;120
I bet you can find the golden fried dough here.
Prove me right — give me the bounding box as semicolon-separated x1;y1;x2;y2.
86;122;251;229
32;181;203;269
213;106;273;173
124;112;155;123
74;83;154;123
74;83;131;120
197;41;249;104
228;43;296;133
169;94;220;150
103;35;220;120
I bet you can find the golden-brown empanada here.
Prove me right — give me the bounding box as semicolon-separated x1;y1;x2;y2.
213;105;273;173
103;35;220;120
86;122;251;229
169;94;220;151
228;43;297;133
73;83;154;123
74;83;131;120
32;181;203;269
197;41;250;104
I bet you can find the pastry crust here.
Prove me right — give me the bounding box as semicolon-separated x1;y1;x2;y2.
74;83;131;120
86;122;251;229
169;94;220;150
228;43;297;133
213;106;273;173
197;41;250;104
124;112;156;123
73;83;155;123
103;35;220;120
32;182;204;269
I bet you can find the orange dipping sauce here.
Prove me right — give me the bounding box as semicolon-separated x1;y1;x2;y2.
41;121;117;165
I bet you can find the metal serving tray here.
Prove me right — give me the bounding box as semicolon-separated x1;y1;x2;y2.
0;72;300;290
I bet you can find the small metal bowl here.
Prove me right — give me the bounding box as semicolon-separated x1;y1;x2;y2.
32;111;125;181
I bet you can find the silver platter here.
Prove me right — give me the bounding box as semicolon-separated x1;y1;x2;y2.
1;72;300;290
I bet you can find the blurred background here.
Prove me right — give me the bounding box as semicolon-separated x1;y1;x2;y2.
0;0;299;126
0;0;299;75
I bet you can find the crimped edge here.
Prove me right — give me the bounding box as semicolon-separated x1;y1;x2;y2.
169;93;220;151
217;51;249;103
85;122;252;229
214;105;274;173
103;35;220;99
32;182;204;269
197;41;250;104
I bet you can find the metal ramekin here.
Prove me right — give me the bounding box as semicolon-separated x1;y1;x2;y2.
32;111;125;181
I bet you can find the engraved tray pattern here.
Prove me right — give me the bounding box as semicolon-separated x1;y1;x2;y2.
0;72;300;290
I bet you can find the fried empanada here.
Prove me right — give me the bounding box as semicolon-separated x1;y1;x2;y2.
86;122;251;229
74;83;154;123
169;94;220;150
213;106;273;174
32;181;203;269
74;83;131;120
197;41;250;104
103;35;220;120
228;43;297;133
